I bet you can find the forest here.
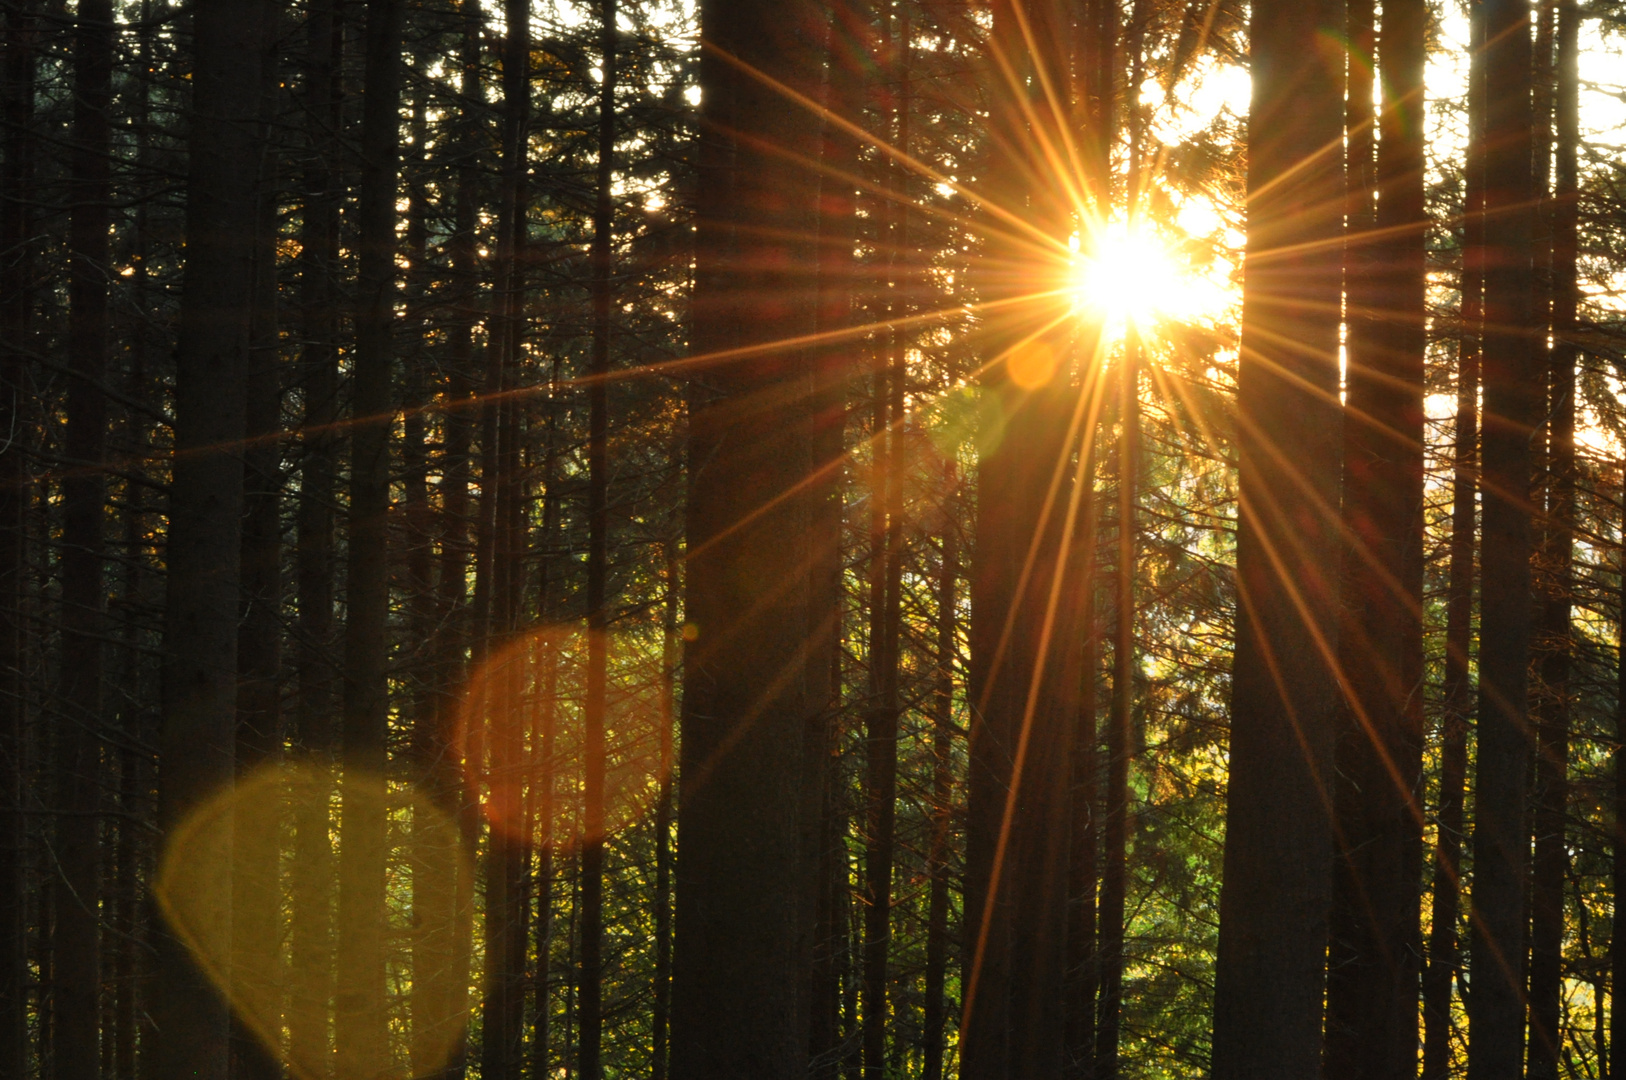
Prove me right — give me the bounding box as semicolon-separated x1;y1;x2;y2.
3;0;1626;1073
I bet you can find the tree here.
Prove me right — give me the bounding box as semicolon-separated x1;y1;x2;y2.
668;0;823;1070
1465;0;1540;1067
153;2;269;1077
334;0;404;1073
1324;0;1428;1069
1209;0;1345;1072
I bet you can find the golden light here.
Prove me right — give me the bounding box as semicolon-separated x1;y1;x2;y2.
1070;222;1214;337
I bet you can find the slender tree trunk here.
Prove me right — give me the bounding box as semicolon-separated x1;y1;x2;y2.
1097;34;1148;1062
230;32;286;1079
1209;0;1345;1070
57;0;113;1073
669;0;824;1065
808;1;867;1068
480;2;532;1075
0;2;32;1072
1528;0;1578;1068
334;0;403;1073
579;0;615;1071
155;1;269;1075
289;2;342;1071
528;382;560;1080
962;0;1082;1073
1064;433;1100;1080
923;484;958;1080
413;9;482;1079
1422;8;1485;1075
1616;496;1626;1080
861;23;906;1061
1465;0;1540;1066
1097;338;1137;1080
653;538;678;1080
1325;0;1429;1072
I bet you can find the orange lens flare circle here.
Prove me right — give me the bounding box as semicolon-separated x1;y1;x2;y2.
457;623;670;852
1007;338;1059;390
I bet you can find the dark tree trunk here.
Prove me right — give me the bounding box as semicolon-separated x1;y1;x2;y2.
1097;35;1147;1063
668;0;824;1065
1616;497;1626;1080
808;0;867;1068
1465;0;1539;1068
480;3;532;1076
57;0;113;1073
413;9;482;1079
1064;434;1099;1080
861;23;906;1062
155;1;269;1076
1324;0;1429;1071
0;2;31;1073
923;485;958;1080
288;0;341;1065
1208;0;1345;1070
1421;7;1485;1075
334;0;403;1074
962;0;1081;1074
230;38;286;1080
1528;0;1578;1067
579;0;614;1070
653;539;678;1080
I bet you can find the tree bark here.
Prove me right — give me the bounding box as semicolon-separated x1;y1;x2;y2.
1528;0;1578;1067
1464;0;1539;1068
1209;0;1345;1070
923;480;958;1080
230;30;286;1080
1421;7;1485;1076
962;0;1081;1074
288;2;342;1072
0;2;32;1072
1324;0;1428;1071
668;0;824;1065
808;1;867;1068
334;0;403;1073
57;0;113;1073
579;0;614;1070
155;1;269;1076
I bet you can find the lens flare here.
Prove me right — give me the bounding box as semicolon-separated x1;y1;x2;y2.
1071;223;1214;338
458;623;670;849
155;762;472;1080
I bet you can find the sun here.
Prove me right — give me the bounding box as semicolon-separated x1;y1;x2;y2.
1070;222;1210;337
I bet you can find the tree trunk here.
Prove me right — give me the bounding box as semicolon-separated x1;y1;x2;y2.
334;0;403;1073
1324;0;1429;1072
923;482;958;1080
155;1;268;1075
289;2;343;1070
1421;6;1485;1075
230;32;286;1079
1208;0;1345;1071
0;2;32;1072
479;2;532;1075
57;0;113;1073
580;0;614;1070
669;0;823;1065
653;538;678;1080
808;1;867;1068
962;1;1081;1073
1465;0;1539;1067
1528;0;1578;1066
861;19;907;1063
